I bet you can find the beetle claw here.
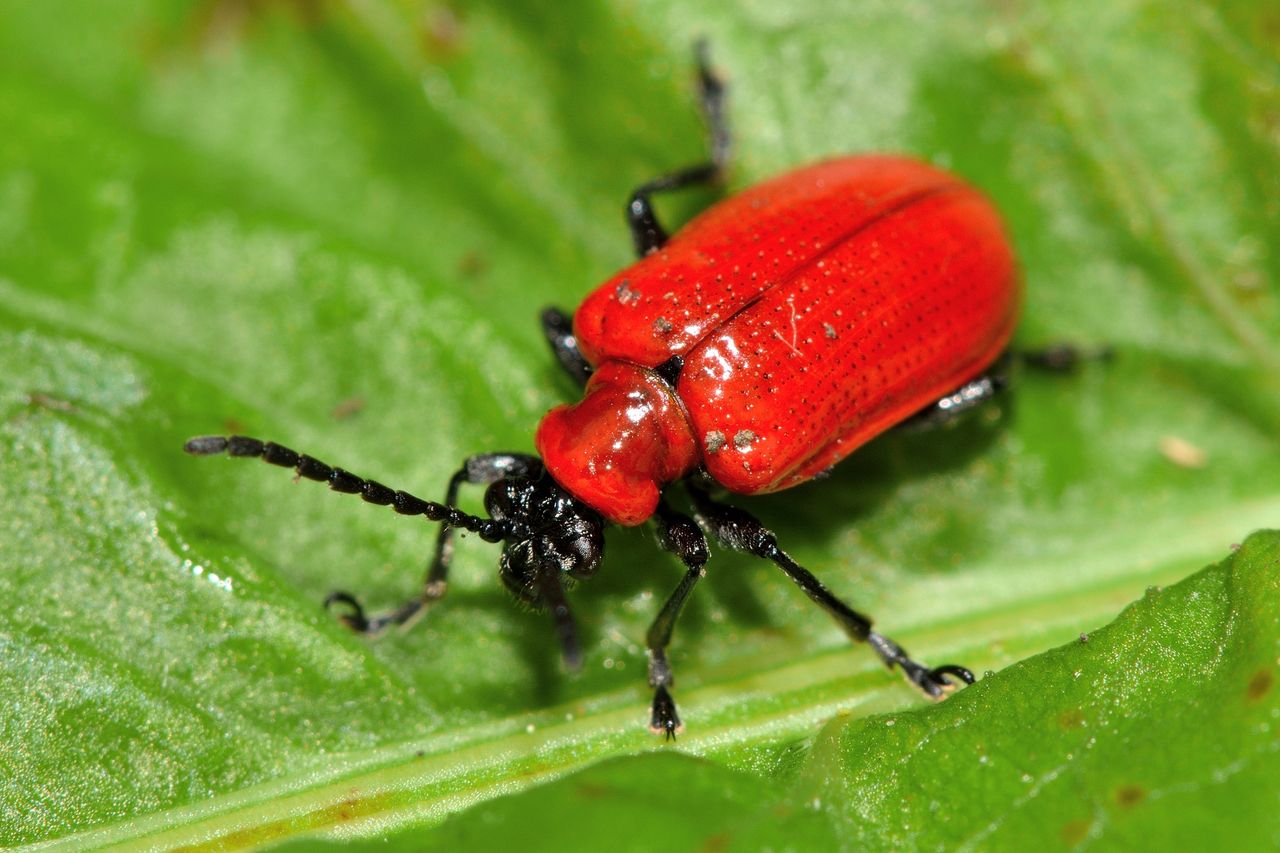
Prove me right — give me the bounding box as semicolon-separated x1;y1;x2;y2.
324;590;372;634
931;663;977;686
901;660;975;699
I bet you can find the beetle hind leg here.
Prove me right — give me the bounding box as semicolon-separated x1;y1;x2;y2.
686;482;975;702
902;344;1115;432
897;354;1012;431
1018;343;1115;372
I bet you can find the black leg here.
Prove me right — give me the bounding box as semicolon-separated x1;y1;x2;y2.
325;452;541;635
645;501;711;739
899;343;1114;432
898;354;1012;432
540;306;592;387
626;40;731;257
686;483;974;699
535;564;584;672
1017;343;1114;373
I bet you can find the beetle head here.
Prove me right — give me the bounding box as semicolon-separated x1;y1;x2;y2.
484;471;604;669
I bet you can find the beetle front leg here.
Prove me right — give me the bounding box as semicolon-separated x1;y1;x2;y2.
539;306;592;387
626;41;731;257
326;452;541;635
686;483;974;699
645;501;711;739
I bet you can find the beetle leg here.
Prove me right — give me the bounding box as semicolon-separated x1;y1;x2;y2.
694;39;731;170
540;306;592;387
534;564;584;672
897;353;1012;431
645;500;711;740
686;483;974;700
625;40;731;257
902;344;1113;431
325;452;542;635
1017;343;1115;373
184;435;534;634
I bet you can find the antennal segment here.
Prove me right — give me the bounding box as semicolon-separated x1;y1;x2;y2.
184;435;507;542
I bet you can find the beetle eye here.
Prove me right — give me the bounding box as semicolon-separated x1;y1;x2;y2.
564;533;602;579
533;530;598;579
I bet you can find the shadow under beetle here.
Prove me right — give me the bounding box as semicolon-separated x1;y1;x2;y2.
184;44;1059;738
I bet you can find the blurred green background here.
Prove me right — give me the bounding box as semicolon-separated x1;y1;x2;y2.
1;0;1277;849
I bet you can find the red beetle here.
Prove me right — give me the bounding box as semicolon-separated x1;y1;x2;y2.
186;47;1021;737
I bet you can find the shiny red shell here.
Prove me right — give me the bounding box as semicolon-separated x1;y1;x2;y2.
536;156;1019;526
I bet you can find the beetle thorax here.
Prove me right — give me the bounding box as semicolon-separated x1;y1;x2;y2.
535;360;698;526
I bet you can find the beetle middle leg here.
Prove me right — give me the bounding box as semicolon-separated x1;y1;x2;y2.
686;482;974;699
626;40;731;257
326;452;541;635
645;500;711;739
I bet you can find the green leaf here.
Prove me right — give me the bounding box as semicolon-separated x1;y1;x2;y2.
797;529;1280;849
263;530;1280;850
1;0;1276;848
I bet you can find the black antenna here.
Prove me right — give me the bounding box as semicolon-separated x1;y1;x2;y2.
184;435;507;541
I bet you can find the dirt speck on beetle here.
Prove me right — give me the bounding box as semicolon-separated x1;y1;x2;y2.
704;430;727;454
653;316;674;335
615;280;641;306
823;322;838;340
733;429;757;449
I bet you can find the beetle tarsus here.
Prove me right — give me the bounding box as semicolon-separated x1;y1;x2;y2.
324;591;429;636
902;661;975;699
869;630;974;699
930;663;976;683
650;684;682;741
686;486;978;705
